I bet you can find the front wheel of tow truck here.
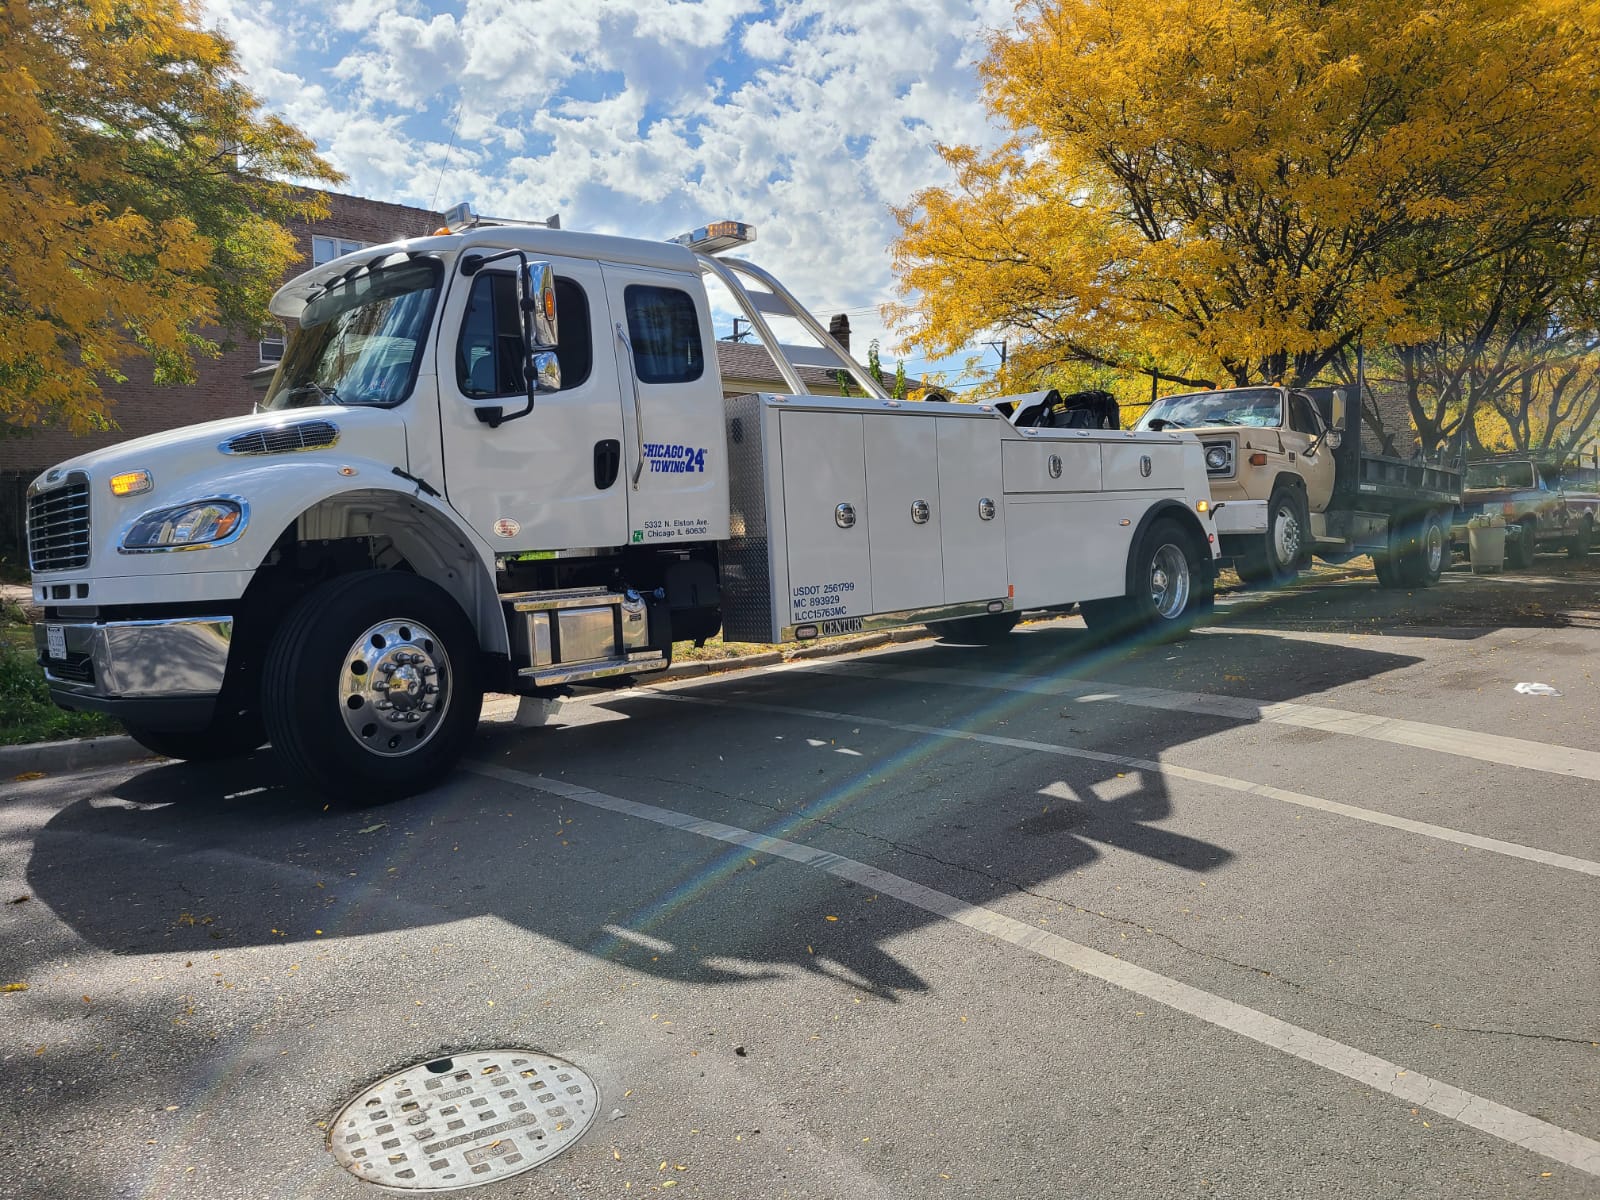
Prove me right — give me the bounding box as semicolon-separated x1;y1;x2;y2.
261;571;483;800
1080;518;1209;643
935;612;1020;645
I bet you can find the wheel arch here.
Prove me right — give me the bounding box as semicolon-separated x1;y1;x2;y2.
1123;499;1213;596
248;486;507;655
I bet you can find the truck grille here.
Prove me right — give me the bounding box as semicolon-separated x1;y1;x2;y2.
221;419;339;455
27;474;91;571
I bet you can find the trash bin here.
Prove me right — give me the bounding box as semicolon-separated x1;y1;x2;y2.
1469;516;1507;573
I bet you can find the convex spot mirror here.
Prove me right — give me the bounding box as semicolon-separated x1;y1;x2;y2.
521;260;561;396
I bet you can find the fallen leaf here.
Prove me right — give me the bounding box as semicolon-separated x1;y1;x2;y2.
613;1149;622;1161
3;982;28;993
11;771;45;782
7;895;29;905
358;823;386;835
825;915;838;922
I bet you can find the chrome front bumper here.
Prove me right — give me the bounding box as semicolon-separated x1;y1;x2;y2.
34;616;233;700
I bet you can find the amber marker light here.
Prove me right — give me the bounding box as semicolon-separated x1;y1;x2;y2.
109;470;152;497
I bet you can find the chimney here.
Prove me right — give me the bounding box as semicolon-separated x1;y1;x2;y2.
828;313;851;354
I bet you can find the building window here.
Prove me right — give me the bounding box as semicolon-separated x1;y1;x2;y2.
313;236;366;267
259;328;285;364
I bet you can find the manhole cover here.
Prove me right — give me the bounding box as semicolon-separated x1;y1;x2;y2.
329;1050;598;1190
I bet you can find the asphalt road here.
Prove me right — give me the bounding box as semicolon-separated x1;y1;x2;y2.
3;557;1599;1199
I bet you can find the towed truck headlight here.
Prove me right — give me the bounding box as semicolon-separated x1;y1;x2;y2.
120;498;247;552
1203;442;1233;472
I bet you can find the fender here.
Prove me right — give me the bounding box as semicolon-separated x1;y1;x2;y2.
1122;499;1214;596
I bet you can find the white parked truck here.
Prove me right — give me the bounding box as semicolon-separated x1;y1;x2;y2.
26;210;1218;796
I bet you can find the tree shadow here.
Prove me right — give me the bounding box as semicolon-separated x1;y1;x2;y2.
23;624;1421;1004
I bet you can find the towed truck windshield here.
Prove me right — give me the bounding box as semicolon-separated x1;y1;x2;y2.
262;257;443;411
1137;387;1281;430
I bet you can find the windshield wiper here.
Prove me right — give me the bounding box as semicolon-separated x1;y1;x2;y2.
285;381;343;407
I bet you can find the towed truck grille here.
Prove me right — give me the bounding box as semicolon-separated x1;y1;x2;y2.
27;474;91;571
221;419;339;455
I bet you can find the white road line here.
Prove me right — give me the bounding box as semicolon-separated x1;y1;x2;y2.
636;691;1600;878
812;661;1600;784
466;761;1600;1180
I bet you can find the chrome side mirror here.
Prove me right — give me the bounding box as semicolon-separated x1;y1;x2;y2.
1327;429;1344;450
522;261;559;351
1330;388;1348;433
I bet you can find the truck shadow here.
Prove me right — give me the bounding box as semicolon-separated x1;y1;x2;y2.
23;626;1420;1002
1210;557;1600;638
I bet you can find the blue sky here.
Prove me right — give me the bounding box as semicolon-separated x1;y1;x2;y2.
203;0;1016;391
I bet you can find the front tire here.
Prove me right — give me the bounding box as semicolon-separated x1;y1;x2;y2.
1568;517;1592;560
261;571;483;799
1237;486;1307;586
1081;518;1206;642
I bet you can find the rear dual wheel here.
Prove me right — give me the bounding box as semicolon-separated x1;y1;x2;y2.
1081;518;1211;641
1375;510;1447;589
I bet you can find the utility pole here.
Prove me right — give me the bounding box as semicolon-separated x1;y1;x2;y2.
726;318;752;344
983;340;1007;374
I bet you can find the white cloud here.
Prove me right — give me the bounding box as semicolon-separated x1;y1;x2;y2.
201;0;1016;368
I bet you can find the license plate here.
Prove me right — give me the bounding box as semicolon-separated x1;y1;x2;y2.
46;624;66;661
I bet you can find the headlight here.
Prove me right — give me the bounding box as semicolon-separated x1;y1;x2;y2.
120;499;247;552
1204;444;1231;471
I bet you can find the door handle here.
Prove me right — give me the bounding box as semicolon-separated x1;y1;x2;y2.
614;323;646;490
594;439;621;490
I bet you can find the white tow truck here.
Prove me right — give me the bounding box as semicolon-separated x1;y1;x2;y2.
26;210;1218;796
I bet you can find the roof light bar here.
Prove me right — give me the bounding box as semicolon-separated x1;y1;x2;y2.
671;220;756;255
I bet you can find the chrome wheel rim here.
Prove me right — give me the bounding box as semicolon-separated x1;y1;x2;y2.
1272;504;1301;566
1425;523;1444;574
1149;544;1191;619
339;618;452;757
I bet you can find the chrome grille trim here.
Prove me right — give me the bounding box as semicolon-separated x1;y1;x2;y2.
27;472;91;571
219;419;339;456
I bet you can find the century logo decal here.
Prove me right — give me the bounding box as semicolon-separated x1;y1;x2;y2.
493;517;521;538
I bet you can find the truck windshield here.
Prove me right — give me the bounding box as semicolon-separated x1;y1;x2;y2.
1465;462;1535;490
262;257;443;410
1136;387;1281;430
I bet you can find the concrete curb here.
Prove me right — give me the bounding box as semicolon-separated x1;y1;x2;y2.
0;734;150;779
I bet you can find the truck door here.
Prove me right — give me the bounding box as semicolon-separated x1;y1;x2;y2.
436;255;630;551
601;265;731;547
1286;390;1336;513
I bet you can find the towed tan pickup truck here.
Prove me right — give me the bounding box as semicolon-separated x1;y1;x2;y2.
1134;386;1464;588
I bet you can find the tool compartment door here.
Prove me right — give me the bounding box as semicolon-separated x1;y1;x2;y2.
780;410;872;628
1101;439;1186;490
937;416;1008;603
863;414;943;613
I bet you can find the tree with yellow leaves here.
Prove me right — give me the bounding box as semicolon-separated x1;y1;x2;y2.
0;0;340;433
890;0;1600;408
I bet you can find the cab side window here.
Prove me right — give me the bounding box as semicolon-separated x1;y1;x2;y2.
1288;392;1323;434
624;285;703;384
457;273;592;396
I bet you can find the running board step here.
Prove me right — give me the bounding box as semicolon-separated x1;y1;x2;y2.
518;651;669;688
504;586;616;612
